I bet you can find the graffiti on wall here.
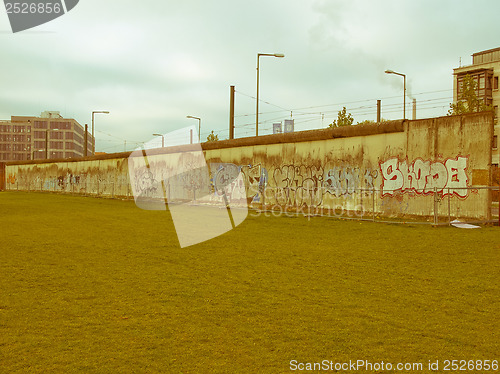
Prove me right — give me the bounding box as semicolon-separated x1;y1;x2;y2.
240;164;268;203
208;163;381;208
5;155;472;209
7;173;16;184
380;156;469;198
324;167;378;196
211;163;244;201
273;165;324;207
134;167;160;197
212;163;239;193
209;163;266;204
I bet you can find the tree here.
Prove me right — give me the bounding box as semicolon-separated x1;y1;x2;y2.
356;118;388;126
449;74;491;115
206;130;219;142
329;107;354;128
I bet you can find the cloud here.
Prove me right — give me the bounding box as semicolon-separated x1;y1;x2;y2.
1;0;500;150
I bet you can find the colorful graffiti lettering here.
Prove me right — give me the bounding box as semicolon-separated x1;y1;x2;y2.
240;164;268;203
380;156;469;198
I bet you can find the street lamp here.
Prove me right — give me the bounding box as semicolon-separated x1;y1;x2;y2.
92;111;109;155
256;52;285;136
153;133;165;148
186;116;201;142
45;128;59;159
385;69;406;120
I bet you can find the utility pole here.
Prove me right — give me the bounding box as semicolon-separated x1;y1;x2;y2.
229;85;235;139
45;129;49;159
84;124;88;156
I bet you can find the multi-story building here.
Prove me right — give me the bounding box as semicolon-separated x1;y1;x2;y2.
453;47;500;167
0;111;94;162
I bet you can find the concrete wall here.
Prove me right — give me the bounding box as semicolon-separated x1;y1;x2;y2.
4;113;494;220
0;162;5;190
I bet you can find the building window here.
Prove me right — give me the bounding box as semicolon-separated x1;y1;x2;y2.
34;121;47;129
74;126;83;137
49;141;64;149
50;131;64;140
494;135;498;149
13;153;26;161
494;76;499;90
51;151;63;158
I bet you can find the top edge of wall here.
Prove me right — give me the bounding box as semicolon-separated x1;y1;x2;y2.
6;112;492;166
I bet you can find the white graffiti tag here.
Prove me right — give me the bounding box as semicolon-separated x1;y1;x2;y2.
380;157;468;197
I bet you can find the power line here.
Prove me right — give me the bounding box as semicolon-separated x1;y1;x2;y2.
232;94;453;130
235;90;290;112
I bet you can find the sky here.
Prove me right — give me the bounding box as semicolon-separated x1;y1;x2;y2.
1;0;499;152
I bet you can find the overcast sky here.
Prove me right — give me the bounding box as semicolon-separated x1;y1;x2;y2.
1;0;499;152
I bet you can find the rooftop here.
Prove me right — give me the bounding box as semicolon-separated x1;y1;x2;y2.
472;46;500;57
472;47;500;65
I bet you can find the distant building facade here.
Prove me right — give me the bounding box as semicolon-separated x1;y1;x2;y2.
453;47;500;166
0;111;94;162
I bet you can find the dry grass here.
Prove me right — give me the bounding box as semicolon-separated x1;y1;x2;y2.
0;192;499;373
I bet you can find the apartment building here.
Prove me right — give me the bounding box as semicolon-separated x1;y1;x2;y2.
453;47;500;166
0;111;94;162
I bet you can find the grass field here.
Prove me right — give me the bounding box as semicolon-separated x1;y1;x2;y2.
0;192;499;373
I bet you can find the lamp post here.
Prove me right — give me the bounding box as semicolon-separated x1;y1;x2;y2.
153;133;165;148
256;52;285;136
45;128;59;159
186;116;201;142
92;111;109;155
385;69;406;120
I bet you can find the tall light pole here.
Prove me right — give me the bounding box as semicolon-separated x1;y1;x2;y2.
92;111;109;155
256;52;285;136
186;116;201;142
153;133;165;148
385;69;406;120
